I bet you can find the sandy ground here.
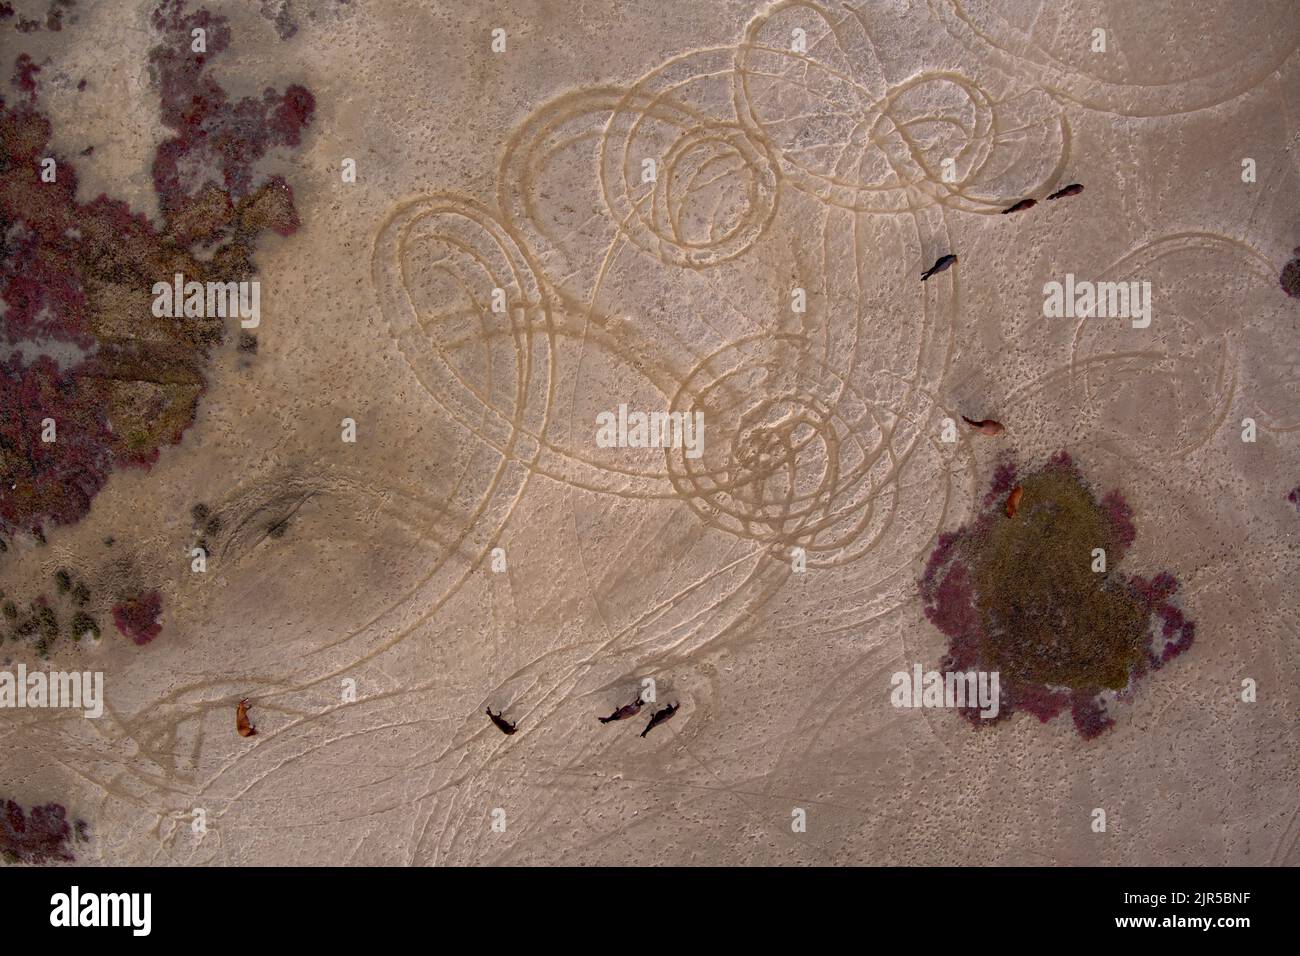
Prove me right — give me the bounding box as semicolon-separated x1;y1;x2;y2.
1;0;1297;865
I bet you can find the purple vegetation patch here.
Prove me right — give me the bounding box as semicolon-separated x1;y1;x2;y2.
1;798;88;864
11;52;39;97
0;356;113;535
259;0;299;41
919;452;1196;739
111;589;163;645
1281;247;1300;299
0;1;314;542
149;0;314;239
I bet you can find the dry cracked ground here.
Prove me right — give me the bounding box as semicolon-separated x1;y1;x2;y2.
0;0;1297;866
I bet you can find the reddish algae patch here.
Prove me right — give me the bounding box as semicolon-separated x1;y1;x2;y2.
919;452;1195;739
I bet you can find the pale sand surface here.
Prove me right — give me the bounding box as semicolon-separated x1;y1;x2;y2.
1;0;1297;865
